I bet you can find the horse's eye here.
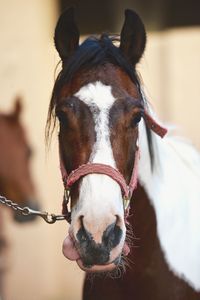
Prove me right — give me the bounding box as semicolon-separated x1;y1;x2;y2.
131;113;142;127
27;147;33;159
56;110;68;125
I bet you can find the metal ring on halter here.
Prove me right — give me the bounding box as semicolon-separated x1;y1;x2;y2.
63;188;72;223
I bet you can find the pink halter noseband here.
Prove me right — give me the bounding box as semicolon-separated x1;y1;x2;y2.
60;110;167;223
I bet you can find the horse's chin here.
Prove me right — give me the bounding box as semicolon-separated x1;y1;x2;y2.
62;234;130;273
76;259;117;273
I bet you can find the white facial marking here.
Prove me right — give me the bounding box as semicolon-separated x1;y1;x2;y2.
138;105;200;291
74;82;125;246
76;81;116;166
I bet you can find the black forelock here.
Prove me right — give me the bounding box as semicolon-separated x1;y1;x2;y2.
54;34;140;95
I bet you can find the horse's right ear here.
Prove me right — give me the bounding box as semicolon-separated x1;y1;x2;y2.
54;7;80;61
11;97;23;122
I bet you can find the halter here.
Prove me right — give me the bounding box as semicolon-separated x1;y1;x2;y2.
60;110;167;223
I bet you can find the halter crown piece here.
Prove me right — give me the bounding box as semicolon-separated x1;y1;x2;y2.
59;109;167;224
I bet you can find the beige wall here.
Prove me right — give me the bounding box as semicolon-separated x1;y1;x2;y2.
139;28;200;148
0;1;83;300
0;1;199;300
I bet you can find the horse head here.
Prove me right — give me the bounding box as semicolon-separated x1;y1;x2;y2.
47;8;166;272
0;98;40;222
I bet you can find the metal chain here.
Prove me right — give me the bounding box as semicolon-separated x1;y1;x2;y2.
0;194;67;224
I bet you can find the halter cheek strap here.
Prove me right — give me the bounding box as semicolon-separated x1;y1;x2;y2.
60;112;167;223
144;111;167;138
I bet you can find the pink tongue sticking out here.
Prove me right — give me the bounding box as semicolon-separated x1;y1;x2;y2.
62;235;80;261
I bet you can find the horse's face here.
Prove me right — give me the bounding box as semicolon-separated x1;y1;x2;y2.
51;8;146;272
0;99;39;222
57;67;142;271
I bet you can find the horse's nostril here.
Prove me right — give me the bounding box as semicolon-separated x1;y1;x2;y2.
77;216;92;244
102;221;123;250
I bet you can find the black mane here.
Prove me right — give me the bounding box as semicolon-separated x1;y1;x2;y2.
55;34;141;96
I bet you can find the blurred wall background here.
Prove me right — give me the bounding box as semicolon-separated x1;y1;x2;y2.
0;0;199;300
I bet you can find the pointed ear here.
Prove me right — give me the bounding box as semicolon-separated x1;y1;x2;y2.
11;97;23;121
54;7;80;61
120;9;146;66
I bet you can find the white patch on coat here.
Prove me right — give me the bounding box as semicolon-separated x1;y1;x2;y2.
138;112;200;291
73;82;125;243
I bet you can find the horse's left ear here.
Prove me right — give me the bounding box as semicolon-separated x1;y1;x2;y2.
120;9;146;66
54;7;80;61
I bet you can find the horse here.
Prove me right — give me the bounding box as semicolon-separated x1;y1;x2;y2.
47;8;200;299
0;98;39;298
0;98;39;221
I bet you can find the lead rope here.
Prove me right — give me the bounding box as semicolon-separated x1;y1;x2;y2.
0;195;68;224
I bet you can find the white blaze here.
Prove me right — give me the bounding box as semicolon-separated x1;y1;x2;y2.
76;81;116;166
74;81;125;239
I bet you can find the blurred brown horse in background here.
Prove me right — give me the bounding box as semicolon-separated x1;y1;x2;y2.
0;98;39;298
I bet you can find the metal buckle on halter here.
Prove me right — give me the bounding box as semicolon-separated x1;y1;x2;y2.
123;194;131;225
123;195;131;211
64;187;71;204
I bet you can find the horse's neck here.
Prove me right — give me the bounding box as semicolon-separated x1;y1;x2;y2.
129;184;160;268
137;119;200;292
